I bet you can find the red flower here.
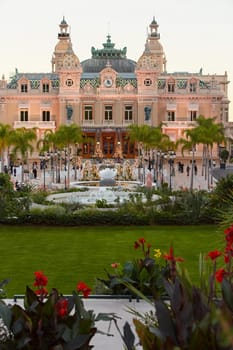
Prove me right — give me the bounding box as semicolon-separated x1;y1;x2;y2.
138;238;146;244
225;241;233;255
163;246;184;262
134;241;140;249
35;287;48;297
77;281;92;298
215;268;226;283
224;225;233;244
111;263;120;268
207;250;222;260
33;271;48;287
56;298;68;318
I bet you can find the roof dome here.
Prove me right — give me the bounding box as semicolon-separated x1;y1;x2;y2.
81;35;136;73
81;58;136;73
54;40;70;53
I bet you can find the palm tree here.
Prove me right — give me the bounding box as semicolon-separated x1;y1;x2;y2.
54;124;83;189
178;128;201;191
10;128;37;183
0;123;14;173
195;116;225;187
37;129;59;184
128;124;172;185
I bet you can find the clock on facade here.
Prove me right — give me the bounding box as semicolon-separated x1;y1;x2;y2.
104;78;113;87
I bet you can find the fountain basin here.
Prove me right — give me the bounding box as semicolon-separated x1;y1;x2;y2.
47;187;133;205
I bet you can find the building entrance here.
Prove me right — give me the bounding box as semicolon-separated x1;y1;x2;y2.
102;133;116;158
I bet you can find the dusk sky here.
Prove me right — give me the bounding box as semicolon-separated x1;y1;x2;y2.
1;0;233;119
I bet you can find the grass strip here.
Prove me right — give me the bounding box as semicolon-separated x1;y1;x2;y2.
0;224;223;297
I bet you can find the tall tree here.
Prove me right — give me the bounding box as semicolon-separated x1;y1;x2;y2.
0;123;13;172
178;128;201;191
54;124;83;189
195;116;225;187
10;128;37;183
128;124;173;185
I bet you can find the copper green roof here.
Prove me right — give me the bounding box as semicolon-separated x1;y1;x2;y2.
91;35;127;59
81;35;136;73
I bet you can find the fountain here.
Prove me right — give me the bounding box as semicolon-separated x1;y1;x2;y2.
46;165;142;205
99;167;117;187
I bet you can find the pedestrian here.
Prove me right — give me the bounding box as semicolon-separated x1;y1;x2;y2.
32;167;37;179
194;165;197;175
186;165;190;176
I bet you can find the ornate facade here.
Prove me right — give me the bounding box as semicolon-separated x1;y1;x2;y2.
0;17;230;160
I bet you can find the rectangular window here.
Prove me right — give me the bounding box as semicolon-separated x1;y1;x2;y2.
84;105;93;121
167;111;175;121
20;110;28;121
168;83;175;93
124;105;133;121
190;83;197;93
42;110;50;121
104;105;113;121
190;111;197;121
21;84;28;93
43;83;49;93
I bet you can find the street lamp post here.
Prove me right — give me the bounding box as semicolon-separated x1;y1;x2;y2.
63;148;68;191
168;151;176;191
157;151;167;187
39;155;47;190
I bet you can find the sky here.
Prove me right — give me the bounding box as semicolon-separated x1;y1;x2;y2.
1;0;233;119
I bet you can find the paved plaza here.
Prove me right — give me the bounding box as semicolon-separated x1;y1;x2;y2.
11;159;223;192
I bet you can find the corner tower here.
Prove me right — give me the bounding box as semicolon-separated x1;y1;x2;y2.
136;18;166;125
136;17;166;74
51;17;81;73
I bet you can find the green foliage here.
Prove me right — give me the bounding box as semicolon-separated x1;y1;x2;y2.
119;226;233;350
95;198;113;208
31;189;49;204
0;174;32;220
0;281;116;349
0;173;15;218
208;176;233;229
209;175;233;216
0;279;10;299
171;190;212;224
96;238;168;297
220;149;229;162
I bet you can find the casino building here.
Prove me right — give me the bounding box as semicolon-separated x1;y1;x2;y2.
0;17;230;161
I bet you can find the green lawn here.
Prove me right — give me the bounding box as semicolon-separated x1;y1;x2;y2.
0;224;224;298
